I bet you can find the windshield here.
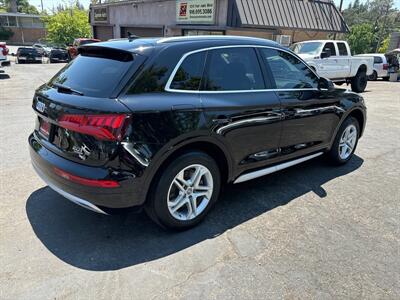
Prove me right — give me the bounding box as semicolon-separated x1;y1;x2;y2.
49;50;135;98
291;42;323;55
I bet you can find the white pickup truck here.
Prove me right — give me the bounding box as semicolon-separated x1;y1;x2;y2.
0;42;11;69
290;40;374;93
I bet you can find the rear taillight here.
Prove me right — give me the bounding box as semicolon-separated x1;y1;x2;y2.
58;114;129;141
54;167;120;188
0;45;8;56
383;64;389;70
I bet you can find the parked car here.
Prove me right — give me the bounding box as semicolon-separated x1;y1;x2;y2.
0;42;10;68
16;47;42;64
356;53;389;81
291;40;374;92
67;38;100;60
49;48;69;63
33;43;52;57
29;36;366;229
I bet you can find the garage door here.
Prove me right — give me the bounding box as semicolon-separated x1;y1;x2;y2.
93;26;113;41
120;27;163;38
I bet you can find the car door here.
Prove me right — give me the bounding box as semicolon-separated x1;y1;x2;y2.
199;47;282;171
335;42;351;78
318;42;340;79
258;47;343;160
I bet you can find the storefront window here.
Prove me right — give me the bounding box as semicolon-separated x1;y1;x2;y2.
0;16;8;27
7;16;17;27
183;29;224;36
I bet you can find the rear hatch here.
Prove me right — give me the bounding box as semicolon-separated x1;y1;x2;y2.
33;46;146;167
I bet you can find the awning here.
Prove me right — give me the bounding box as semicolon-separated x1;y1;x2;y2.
228;0;349;33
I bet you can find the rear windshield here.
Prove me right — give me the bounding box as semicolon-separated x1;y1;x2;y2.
49;49;135;98
19;48;39;55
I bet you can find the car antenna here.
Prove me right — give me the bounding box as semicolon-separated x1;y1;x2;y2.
127;31;139;41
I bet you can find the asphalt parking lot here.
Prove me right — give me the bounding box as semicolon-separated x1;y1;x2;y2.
1;63;399;299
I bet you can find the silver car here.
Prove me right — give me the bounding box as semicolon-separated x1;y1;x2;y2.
357;53;389;81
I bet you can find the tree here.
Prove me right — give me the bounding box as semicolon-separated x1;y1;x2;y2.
42;7;91;45
347;23;375;54
342;0;400;53
0;0;39;14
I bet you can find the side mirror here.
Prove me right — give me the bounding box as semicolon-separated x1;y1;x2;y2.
318;77;335;91
321;50;331;59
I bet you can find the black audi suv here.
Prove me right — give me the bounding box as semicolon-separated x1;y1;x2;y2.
29;36;366;229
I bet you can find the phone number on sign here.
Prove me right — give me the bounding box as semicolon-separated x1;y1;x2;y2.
189;8;213;15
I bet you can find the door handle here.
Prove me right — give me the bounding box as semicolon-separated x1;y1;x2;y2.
212;116;231;124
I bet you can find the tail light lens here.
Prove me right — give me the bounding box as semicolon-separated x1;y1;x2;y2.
58;114;129;141
54;167;120;188
383;64;389;70
0;45;9;56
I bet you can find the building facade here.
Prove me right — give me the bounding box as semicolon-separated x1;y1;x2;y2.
0;13;46;45
90;0;348;45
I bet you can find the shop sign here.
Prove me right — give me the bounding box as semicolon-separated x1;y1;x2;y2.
93;7;108;23
176;0;216;24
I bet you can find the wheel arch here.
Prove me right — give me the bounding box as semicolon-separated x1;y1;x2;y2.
358;64;367;74
143;137;233;204
329;107;366;149
348;108;365;137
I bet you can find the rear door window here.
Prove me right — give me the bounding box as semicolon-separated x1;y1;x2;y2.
337;43;348;56
169;52;206;90
202;47;264;91
49;48;137;98
374;56;383;64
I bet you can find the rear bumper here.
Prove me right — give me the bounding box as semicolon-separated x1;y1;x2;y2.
29;133;147;211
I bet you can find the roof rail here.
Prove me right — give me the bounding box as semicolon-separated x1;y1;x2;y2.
157;35;271;44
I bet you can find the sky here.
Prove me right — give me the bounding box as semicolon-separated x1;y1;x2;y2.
29;0;400;13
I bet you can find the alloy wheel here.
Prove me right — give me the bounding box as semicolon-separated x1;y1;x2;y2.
339;124;357;160
167;164;213;221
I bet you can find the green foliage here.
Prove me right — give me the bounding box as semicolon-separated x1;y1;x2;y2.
0;25;14;40
42;8;91;45
0;0;39;14
343;0;400;53
378;36;390;53
347;23;375;54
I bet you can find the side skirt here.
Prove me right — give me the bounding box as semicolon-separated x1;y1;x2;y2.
233;152;323;184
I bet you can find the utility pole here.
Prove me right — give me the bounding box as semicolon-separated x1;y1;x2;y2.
334;0;344;40
40;0;44;12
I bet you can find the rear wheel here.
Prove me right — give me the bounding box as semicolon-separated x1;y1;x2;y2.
145;151;221;230
327;117;359;165
368;71;377;81
382;76;389;81
351;71;367;92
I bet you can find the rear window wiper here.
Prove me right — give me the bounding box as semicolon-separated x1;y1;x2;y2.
52;83;84;96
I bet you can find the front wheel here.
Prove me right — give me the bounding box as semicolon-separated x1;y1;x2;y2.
351;71;367;93
327;117;360;165
145;151;221;230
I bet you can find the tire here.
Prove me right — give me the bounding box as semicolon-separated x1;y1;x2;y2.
327;117;360;165
351;71;367;93
368;71;377;81
382;76;390;81
145;151;221;230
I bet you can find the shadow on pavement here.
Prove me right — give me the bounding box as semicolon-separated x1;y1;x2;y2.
26;155;363;271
